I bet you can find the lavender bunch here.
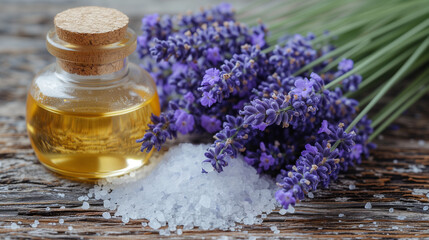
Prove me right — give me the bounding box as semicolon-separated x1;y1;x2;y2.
136;3;375;210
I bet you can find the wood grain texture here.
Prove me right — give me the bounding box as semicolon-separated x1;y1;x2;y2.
1;1;429;239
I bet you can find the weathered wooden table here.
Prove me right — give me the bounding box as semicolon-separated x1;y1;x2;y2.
1;1;428;239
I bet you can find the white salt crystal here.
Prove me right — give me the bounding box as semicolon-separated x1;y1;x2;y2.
392;226;399;230
149;219;161;229
279;209;287;215
103;199;111;208
358;224;364;228
10;223;19;229
68;226;73;231
307;192;314;198
58;193;65;198
364;202;372;209
261;214;267;219
426;193;429;198
335;197;350;202
141;222;148;227
249;236;257;240
373;194;384;199
18;221;22;224
177;229;183;235
286;205;295;213
122;216;129;224
418;140;425;146
59;219;64;224
31;220;39;228
270;226;277;231
78;196;85;201
199;195;211;208
373;221;377;225
338;213;345;218
201;161;214;173
389;208;394;213
156;211;165;222
273;230;280;234
60;206;65;209
45;207;50;211
81;201;90;209
424;206;428;211
397;216;406;220
89;143;277;232
393;159;398;164
102;212;111;219
349;184;356;190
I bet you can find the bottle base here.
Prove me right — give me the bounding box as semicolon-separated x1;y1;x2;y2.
35;150;154;181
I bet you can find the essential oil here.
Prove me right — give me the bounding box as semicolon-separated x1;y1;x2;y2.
26;6;160;180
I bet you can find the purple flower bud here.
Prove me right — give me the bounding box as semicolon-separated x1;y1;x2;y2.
200;115;222;133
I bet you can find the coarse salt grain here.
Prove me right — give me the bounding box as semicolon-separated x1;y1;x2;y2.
68;226;73;231
82;201;90;209
31;220;39;228
373;194;384;199
102;212;111;219
307;192;314;198
10;223;19;230
349;184;356;190
389;208;394;213
59;219;64;224
424;206;428;211
338;213;344;217
45;207;50;211
279;209;287;215
364;202;372;209
286;205;295;214
89;144;277;232
397;216;406;220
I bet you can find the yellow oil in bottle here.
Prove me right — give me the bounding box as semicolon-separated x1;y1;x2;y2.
26;92;160;180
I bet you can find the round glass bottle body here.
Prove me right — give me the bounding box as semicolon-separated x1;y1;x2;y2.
26;60;160;180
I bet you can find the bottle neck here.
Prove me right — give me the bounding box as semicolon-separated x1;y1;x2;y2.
55;58;129;84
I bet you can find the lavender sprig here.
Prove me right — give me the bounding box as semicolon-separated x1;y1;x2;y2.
275;140;340;209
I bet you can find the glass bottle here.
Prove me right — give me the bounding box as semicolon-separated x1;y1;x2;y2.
26;6;160;180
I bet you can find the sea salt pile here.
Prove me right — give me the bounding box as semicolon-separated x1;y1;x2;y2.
89;144;278;233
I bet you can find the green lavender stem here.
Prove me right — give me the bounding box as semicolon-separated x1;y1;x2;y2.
369;84;429;141
330;37;429;151
325;20;429;89
371;68;429;128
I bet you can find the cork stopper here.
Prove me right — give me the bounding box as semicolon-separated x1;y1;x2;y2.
47;6;136;75
54;6;129;46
